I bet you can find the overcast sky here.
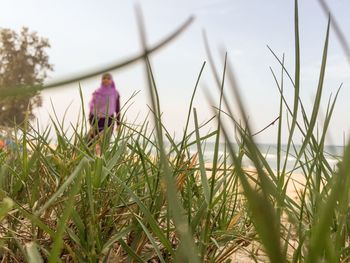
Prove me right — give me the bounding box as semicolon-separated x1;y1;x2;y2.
1;0;350;145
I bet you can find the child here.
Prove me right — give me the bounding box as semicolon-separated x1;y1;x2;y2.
88;73;120;155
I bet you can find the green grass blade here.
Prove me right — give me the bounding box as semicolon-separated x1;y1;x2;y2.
48;160;85;262
26;242;44;263
135;216;166;263
36;158;88;215
101;225;134;254
193;108;210;204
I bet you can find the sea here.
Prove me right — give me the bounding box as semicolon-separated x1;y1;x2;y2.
185;142;344;172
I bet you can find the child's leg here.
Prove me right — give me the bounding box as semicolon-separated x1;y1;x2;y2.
95;143;101;157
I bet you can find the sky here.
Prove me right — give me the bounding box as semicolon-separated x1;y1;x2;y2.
1;0;350;145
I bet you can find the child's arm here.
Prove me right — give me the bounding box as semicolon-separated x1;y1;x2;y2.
89;92;96;115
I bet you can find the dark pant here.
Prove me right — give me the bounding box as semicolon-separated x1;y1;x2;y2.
87;114;114;147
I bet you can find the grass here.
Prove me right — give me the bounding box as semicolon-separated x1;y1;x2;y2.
1;0;350;262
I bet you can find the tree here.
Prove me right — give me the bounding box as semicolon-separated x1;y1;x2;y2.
0;27;53;127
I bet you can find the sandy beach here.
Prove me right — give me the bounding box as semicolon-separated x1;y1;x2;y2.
226;167;307;262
